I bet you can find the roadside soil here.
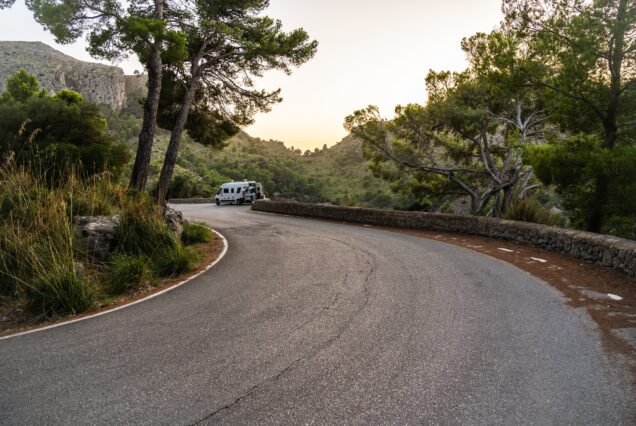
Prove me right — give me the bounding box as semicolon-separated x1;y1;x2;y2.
0;234;225;337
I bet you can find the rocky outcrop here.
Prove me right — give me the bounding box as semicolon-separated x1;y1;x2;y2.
0;41;127;109
74;209;185;261
163;208;184;238
74;215;120;262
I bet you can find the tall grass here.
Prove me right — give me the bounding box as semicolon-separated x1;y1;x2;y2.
181;222;214;245
114;195;177;256
106;254;152;294
0;161;206;318
0;164;94;315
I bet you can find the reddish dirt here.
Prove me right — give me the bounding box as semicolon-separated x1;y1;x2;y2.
0;235;225;337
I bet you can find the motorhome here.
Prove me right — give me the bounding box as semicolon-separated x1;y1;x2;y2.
215;182;251;205
215;180;265;205
245;181;265;200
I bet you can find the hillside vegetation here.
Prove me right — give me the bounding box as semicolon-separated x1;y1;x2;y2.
105;108;400;208
0;74;213;320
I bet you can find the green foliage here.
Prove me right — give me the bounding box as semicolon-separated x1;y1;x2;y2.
0;165;94;315
157;70;240;148
6;68;40;102
0;70;130;181
339;0;633;237
106;254;152;294
149;131;327;202
502;0;635;232
166;173;210;199
525;135;636;236
55;88;84;104
153;243;199;277
503;199;560;226
29;267;93;316
67;174;126;217
114;195;177;256
181;223;213;245
0;163;206;319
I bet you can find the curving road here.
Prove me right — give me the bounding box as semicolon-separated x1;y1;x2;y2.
1;205;633;424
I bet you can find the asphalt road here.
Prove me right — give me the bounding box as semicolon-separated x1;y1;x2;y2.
1;204;633;424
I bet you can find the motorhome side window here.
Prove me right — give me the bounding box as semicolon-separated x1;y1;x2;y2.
223;188;229;194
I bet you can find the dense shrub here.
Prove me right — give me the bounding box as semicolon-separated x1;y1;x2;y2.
107;254;152;294
114;195;177;256
29;267;94;316
0;70;130;182
153;244;199;277
181;223;213;245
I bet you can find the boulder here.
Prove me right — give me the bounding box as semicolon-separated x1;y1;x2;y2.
163;207;184;238
74;216;120;261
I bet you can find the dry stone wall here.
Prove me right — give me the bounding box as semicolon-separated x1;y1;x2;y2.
252;201;636;277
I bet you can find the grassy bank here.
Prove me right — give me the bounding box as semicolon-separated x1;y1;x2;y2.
0;164;214;323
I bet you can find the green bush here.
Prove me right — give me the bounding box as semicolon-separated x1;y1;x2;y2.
504;199;560;226
29;267;94;316
0;70;130;182
114;196;177;256
153;243;199;277
181;223;214;245
107;254;152;294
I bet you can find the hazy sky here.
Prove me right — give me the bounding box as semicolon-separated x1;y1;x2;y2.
0;0;503;150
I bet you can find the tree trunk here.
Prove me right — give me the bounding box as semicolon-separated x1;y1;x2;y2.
587;173;609;233
129;0;164;192
587;0;627;233
155;76;200;205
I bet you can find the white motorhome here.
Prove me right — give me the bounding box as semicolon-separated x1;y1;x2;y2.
245;181;265;200
215;182;251;205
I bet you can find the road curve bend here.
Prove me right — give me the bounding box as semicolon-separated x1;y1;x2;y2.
0;204;633;424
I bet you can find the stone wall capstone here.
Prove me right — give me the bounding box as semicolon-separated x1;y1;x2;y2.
252;200;636;277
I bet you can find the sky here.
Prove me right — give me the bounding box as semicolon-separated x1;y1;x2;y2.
0;0;503;150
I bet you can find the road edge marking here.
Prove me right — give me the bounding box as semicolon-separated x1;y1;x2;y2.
0;230;229;341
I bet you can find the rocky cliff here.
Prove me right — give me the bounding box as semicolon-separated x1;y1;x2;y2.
0;41;131;109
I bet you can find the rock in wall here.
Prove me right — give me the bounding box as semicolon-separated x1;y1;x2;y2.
0;41;127;109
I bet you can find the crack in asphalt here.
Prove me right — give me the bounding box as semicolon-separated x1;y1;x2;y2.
190;235;374;425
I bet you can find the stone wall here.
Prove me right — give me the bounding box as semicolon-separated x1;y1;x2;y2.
168;198;213;204
252;201;636;277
